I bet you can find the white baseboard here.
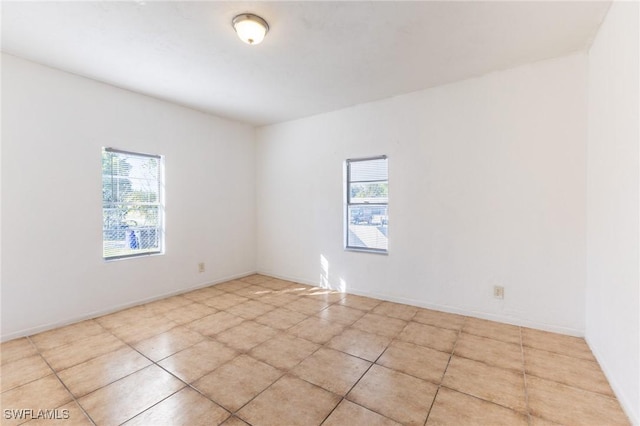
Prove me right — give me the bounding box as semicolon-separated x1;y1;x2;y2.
586;335;638;426
257;269;584;337
1;270;257;342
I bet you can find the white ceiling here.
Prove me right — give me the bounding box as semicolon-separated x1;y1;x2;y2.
1;1;610;126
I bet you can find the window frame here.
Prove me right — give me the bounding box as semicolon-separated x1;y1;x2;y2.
102;147;165;261
344;155;389;254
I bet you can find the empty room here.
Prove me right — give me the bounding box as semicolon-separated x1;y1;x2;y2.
1;1;638;425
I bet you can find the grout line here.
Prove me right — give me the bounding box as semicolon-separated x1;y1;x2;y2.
292;299;394;424
116;387;187;426
9;275;623;426
25;336;98;426
520;326;533;426
106;328;236;423
423;316;466;425
318;398;343;425
319;314;415;424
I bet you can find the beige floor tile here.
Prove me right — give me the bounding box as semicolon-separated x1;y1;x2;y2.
260;279;296;291
163;302;217;325
182;286;227;302
1;375;73;426
529;416;564;426
292;348;371;395
239;275;271;285
57;346;151;397
213;280;252;292
286;297;331;315
338;294;382;311
323;400;401;426
454;332;523;371
193;354;282;412
258;292;300;307
22;401;93;426
133;326;205;361
397;322;458;353
231;284;272;299
463;317;521;345
327;328;391;362
281;283;315;296
4;276;629;426
352;313;407;338
221;416;250;426
249;333;320;370
41;332;125;372
522;328;595;361
254;307;307;330
143;295;193;316
78;365;184;425
202;293;250;310
413;309;467;331
298;287;337;297
110;315;179;344
215;321;279;351
1;338;38;365
237;375;340;426
30;320;104;352
187;312;245;336
95;305;155;330
316;304;366;325
287;317;345;344
226;300;276;320
1;354;53;392
442;356;527;413
347;364;437;425
377;340;450;383
158;340;237;383
301;289;345;304
124;387;230;426
527;376;629;425
525;347;614;396
372;301;418;321
427;387;528;426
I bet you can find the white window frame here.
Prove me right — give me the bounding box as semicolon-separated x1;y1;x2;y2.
102;147;164;261
344;155;388;254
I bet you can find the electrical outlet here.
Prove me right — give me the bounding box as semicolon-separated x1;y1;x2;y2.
198;262;205;273
493;285;504;299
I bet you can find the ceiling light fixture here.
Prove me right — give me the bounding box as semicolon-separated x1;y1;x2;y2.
232;13;269;45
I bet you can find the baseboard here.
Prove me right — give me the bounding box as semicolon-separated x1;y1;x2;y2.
1;270;257;342
5;268;584;341
258;269;584;337
586;335;638;426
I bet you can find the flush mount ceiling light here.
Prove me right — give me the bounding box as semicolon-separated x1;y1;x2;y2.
232;13;269;45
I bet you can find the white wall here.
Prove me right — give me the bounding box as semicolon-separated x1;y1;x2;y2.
257;54;588;335
586;1;639;424
1;54;256;340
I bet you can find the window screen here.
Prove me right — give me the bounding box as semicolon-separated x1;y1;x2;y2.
345;156;388;253
102;148;163;260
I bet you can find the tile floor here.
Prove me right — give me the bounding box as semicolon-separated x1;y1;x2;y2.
0;274;630;425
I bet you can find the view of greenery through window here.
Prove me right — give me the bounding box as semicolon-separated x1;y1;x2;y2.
102;148;162;259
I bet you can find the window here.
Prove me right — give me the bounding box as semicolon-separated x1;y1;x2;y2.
102;148;164;260
345;156;388;253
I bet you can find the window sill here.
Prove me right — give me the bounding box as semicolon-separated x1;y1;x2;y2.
344;247;389;255
103;251;164;262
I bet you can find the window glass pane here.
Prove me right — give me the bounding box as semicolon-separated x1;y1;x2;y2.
102;148;163;260
347;205;388;251
350;182;388;203
349;158;388;182
346;156;388;253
